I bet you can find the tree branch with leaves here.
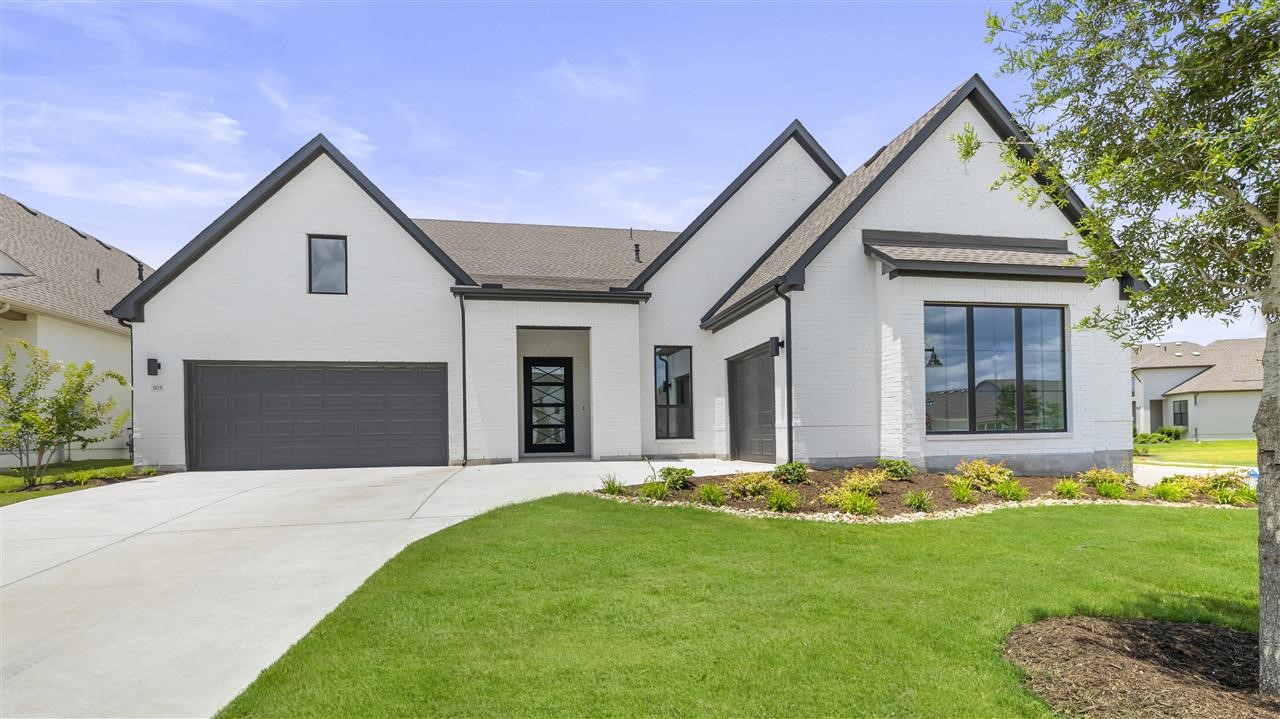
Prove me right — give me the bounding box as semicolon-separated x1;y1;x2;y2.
953;0;1280;690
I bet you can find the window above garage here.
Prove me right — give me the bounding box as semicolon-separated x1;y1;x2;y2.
308;235;347;294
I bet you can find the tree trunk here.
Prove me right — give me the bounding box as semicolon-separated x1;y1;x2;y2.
1259;296;1280;693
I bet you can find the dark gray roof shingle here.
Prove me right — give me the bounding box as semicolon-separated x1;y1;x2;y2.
0;194;151;332
1157;338;1265;395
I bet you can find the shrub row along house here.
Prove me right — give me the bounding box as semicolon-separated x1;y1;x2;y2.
0;195;151;467
109;74;1133;474
1131;338;1264;440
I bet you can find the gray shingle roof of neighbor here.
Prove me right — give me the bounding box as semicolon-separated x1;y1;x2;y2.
0;194;152;334
1159;338;1265;395
413;218;678;292
1131;340;1212;370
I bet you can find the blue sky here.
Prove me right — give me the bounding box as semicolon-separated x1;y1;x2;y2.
0;1;1261;341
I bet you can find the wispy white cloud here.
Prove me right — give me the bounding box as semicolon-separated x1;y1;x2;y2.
258;81;376;159
578;163;709;227
547;58;642;100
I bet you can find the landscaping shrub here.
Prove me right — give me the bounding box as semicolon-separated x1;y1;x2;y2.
1157;425;1187;440
1053;479;1083;499
818;484;879;515
992;477;1030;502
1076;467;1131;488
599;473;626;496
1202;470;1248;492
1152;480;1191;502
1094;480;1128;500
771;462;809;485
1133;445;1151;456
903;489;935;513
659;466;695;490
694;483;725;507
766;486;802;512
841;468;888;496
876;458;915;480
1211;487;1239;505
725;472;779;499
1134;432;1171;444
950;459;1013;490
947;477;976;504
638;481;668;501
1237;487;1259;505
141;466;159;476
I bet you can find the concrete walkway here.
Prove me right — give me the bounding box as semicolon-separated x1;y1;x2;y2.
0;459;765;718
1132;462;1259;487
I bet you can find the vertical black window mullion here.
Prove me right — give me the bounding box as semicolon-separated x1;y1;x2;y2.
1014;307;1024;431
966;306;976;433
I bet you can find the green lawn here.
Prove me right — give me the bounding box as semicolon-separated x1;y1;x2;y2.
0;459;135;507
219;496;1257;718
1136;438;1258;467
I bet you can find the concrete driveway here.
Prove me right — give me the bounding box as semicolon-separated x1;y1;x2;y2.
1;459;765;718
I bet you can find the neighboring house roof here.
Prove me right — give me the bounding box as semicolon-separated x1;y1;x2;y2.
1131;340;1211;370
110;134;475;322
415;219;678;291
625;119;844;292
1157;338;1265;395
0;194;152;334
702;73;1091;329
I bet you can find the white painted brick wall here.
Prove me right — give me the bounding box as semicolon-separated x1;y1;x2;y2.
130;155;464;468
791;98;1131;468
639;137;832;458
463;299;640;462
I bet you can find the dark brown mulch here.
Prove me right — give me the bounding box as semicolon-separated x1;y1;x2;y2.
1004;616;1279;719
611;469;1233;518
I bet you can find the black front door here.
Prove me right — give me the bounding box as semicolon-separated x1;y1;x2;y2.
524;357;573;453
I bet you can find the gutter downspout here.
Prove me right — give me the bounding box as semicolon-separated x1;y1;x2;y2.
112;314;136;466
458;294;469;466
773;284;794;463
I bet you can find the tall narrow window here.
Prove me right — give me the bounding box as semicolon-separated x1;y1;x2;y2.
924;304;1067;433
655;346;693;439
1172;399;1188;427
308;235;347;294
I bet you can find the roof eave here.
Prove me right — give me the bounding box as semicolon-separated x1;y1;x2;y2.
450;286;651;304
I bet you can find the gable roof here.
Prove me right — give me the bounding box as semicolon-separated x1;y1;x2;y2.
0;194;151;334
703;73;1089;329
1136;338;1265;395
110;134;475;322
861;229;1085;281
625;119;844;291
414;218;678;291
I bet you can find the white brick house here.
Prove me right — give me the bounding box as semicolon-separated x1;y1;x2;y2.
111;74;1133;473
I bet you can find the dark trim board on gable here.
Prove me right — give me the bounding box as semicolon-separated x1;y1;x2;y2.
626;119;844;292
109;134;475;322
451;286;652;304
861;229;1071;253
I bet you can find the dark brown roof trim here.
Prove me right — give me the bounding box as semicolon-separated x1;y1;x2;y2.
700;182;840;325
626;119;843;291
862;229;1070;253
451;286;651;304
700;278;795;332
778;74;1087;289
863;244;1085;281
110;134;475;321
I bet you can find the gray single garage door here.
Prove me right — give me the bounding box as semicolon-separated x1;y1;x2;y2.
727;345;776;464
187;362;447;470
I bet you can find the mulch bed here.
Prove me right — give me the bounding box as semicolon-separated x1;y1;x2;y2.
5;471;164;494
607;469;1233;519
1005;616;1279;719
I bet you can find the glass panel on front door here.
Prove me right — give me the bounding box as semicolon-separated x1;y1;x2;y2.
525;358;573;453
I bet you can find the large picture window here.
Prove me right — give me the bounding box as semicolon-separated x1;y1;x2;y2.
924;304;1066;434
655;346;693;439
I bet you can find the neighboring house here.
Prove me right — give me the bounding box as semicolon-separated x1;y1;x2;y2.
110;74;1132;474
0;194;151;466
1131;338;1264;440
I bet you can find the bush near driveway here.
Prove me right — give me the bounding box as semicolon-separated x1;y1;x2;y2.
218;497;1256;719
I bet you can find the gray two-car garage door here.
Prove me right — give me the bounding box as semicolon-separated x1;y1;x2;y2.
187;362;447;471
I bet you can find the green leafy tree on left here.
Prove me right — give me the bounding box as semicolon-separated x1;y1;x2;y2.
0;340;130;488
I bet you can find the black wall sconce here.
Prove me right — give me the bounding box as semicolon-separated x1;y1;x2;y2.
769;336;785;357
147;358;162;376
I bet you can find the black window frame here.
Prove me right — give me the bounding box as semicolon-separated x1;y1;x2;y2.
307;234;348;295
924;303;1068;435
1172;399;1188;427
654;345;694;439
